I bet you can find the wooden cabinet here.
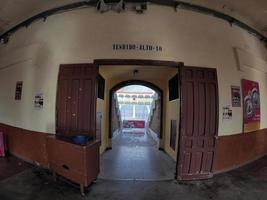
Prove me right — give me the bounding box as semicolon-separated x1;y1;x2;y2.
46;136;100;195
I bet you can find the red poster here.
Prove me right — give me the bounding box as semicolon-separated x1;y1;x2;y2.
242;79;261;132
0;132;5;157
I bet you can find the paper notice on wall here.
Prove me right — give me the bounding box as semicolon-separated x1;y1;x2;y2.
34;93;44;109
223;105;232;121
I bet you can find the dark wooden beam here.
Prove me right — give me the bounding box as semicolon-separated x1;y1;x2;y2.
94;59;182;68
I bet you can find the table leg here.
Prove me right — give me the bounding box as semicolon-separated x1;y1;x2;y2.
80;184;85;196
52;171;57;182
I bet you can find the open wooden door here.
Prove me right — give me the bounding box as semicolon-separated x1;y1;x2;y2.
56;64;98;137
177;66;218;180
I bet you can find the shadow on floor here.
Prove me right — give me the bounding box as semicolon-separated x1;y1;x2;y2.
1;155;267;200
98;128;176;180
0;155;31;181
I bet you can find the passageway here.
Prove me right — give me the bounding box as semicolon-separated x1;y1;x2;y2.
99;128;176;180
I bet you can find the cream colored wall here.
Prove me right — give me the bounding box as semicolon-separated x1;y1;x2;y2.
164;99;180;161
164;72;180;161
0;5;267;137
96;71;110;154
97;98;107;154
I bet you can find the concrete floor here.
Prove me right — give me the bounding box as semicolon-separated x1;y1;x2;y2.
0;156;31;181
1;132;267;199
1;156;267;200
99;128;176;180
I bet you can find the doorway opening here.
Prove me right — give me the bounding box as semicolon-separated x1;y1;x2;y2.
110;81;163;147
98;65;179;180
112;84;160;147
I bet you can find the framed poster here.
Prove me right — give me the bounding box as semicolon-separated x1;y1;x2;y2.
242;79;260;133
231;86;241;107
15;81;23;100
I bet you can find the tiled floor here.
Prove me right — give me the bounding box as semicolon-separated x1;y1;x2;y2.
98;129;176;180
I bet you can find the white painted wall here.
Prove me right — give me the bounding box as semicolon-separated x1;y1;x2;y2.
0;5;267;136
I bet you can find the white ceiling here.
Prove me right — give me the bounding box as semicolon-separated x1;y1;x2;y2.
0;0;267;35
183;0;267;34
0;0;81;34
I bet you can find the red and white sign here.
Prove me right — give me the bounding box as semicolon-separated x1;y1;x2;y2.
123;120;145;128
0;131;5;157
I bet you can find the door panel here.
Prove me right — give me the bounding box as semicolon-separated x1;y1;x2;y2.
56;64;98;137
177;66;218;180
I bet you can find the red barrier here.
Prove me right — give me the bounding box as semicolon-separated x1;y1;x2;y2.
123;120;145;128
0;131;5;157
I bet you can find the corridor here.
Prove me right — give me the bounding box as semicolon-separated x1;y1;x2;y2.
99;129;176;180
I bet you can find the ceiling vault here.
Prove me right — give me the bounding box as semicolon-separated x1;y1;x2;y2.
0;0;266;47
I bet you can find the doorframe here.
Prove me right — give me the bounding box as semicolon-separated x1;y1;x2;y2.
94;59;183;178
94;58;183;138
94;59;182;68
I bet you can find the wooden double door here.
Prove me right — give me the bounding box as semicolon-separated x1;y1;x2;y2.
56;63;218;180
56;64;98;137
177;66;218;180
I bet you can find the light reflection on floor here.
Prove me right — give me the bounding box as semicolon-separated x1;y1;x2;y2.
99;128;176;180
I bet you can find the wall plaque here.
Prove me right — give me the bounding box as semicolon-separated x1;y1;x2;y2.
113;44;162;52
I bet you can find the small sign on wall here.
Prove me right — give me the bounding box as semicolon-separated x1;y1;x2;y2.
223;105;232;120
34;93;44;109
15;81;23;100
231;86;241;107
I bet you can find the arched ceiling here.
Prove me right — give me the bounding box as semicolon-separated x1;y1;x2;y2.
0;0;80;33
0;0;267;36
182;0;267;35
